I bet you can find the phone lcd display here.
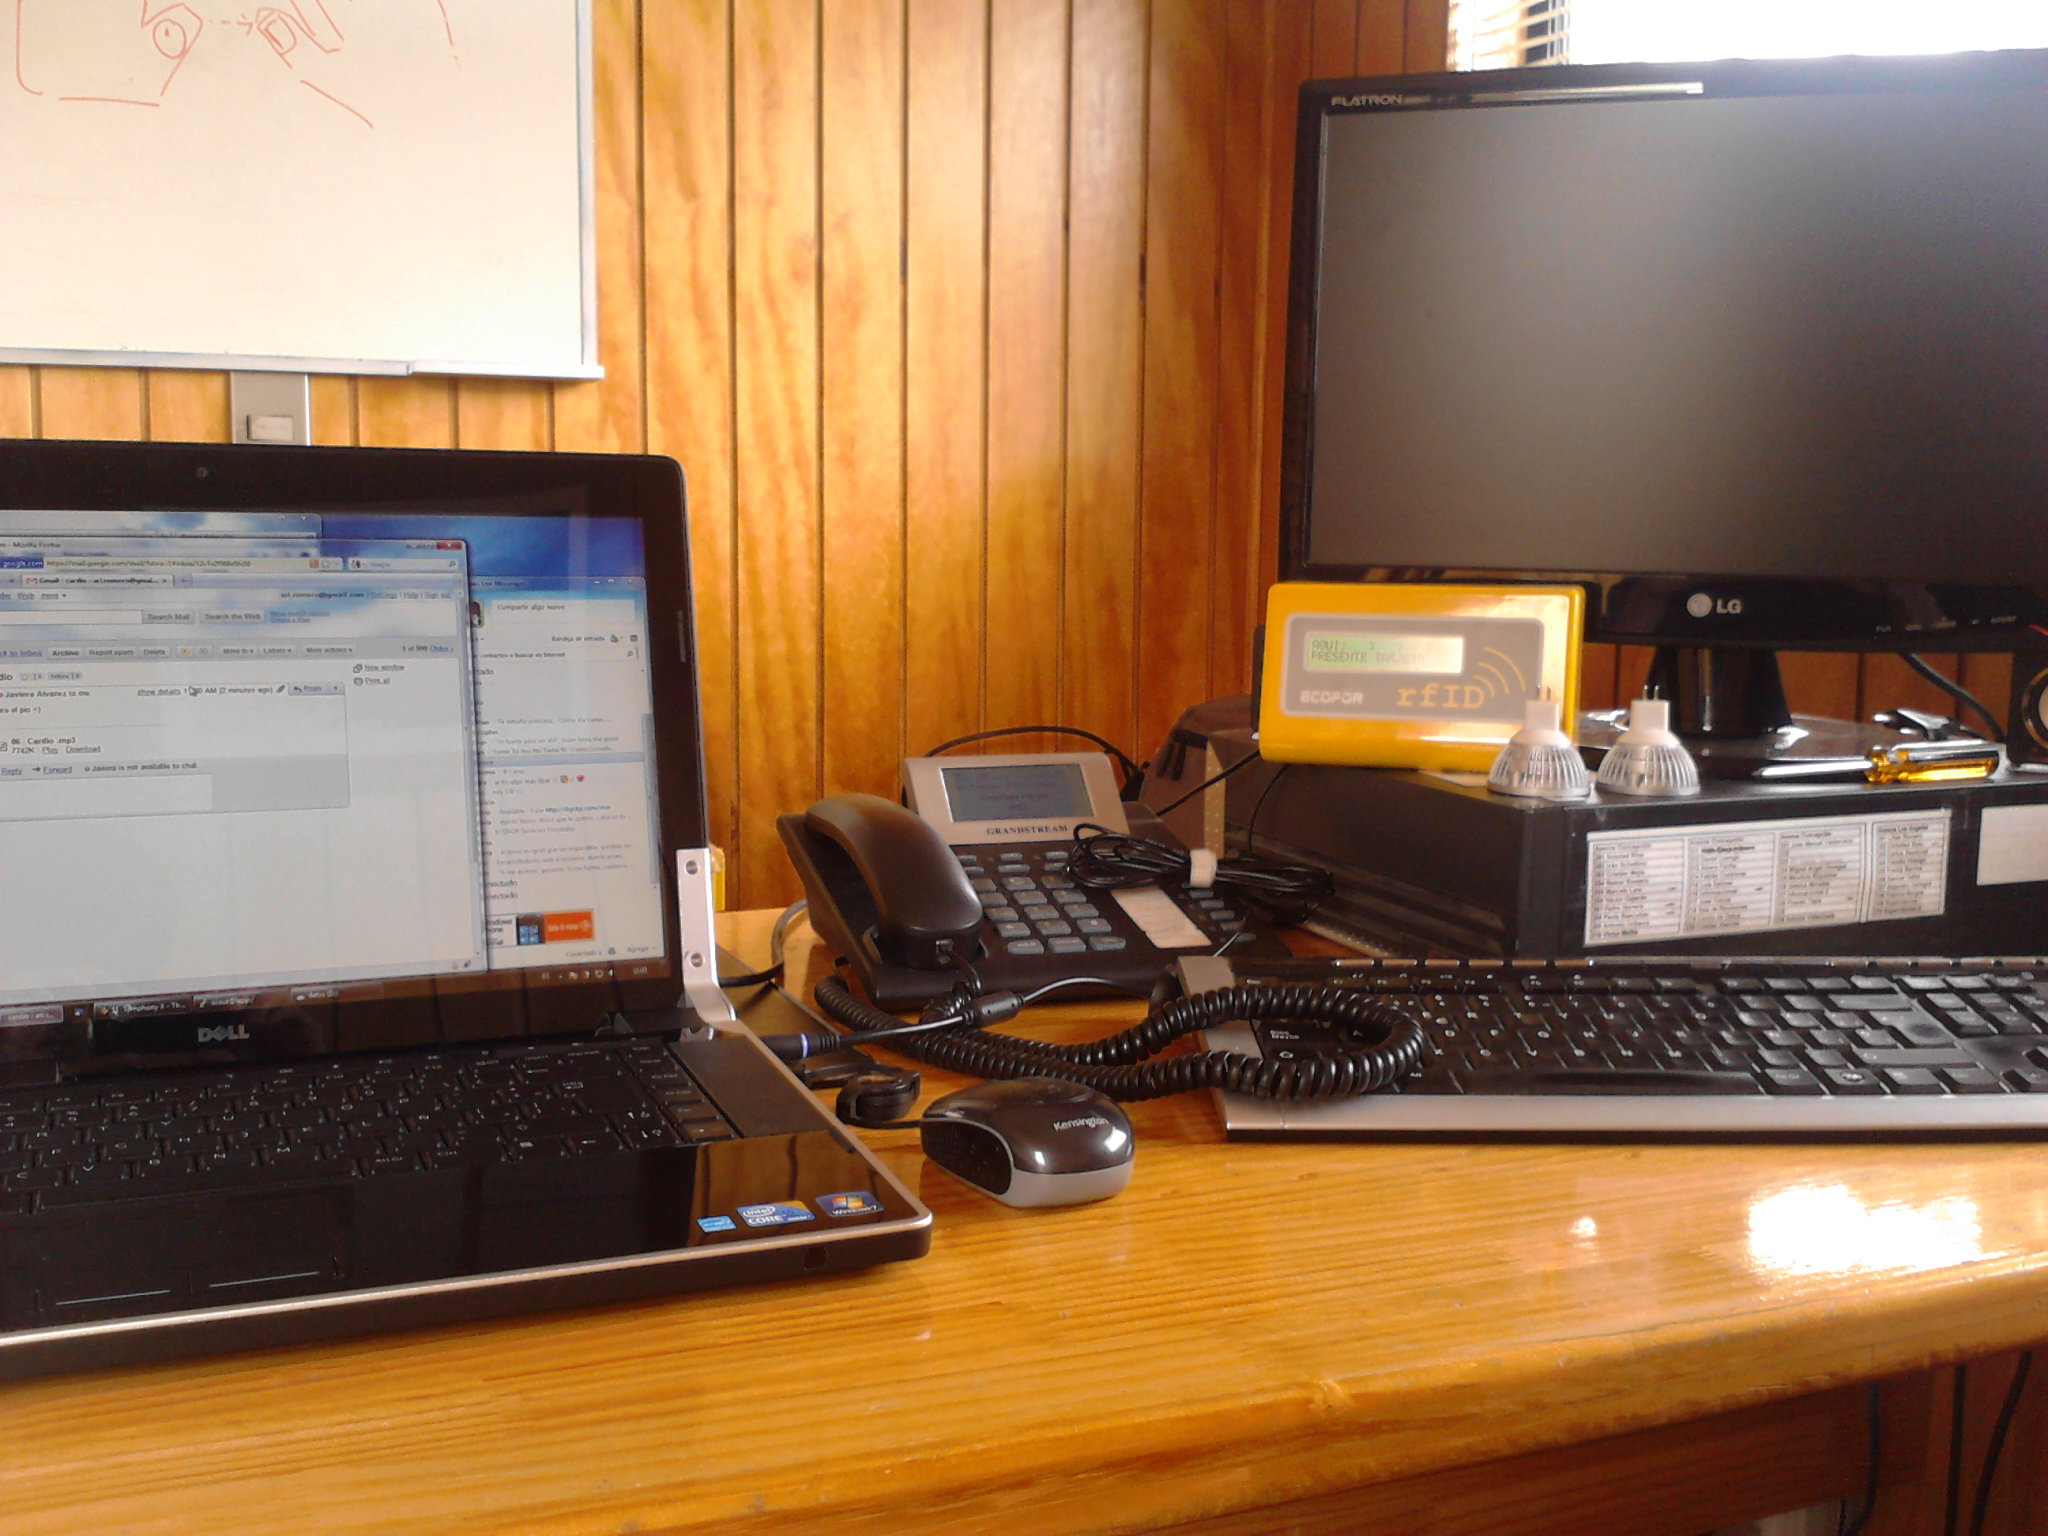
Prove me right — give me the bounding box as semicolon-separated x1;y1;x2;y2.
940;762;1096;823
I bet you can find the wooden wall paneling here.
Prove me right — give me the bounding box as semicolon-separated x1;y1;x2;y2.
37;369;143;441
1064;0;1149;761
309;376;358;447
1577;643;1621;712
1614;644;1656;707
902;0;990;762
556;0;646;456
0;367;35;438
1308;0;1361;75
731;1;824;909
1779;651;1861;723
144;371;228;444
454;380;553;453
1357;0;1406;73
1135;0;1227;760
358;377;456;449
1404;0;1451;71
644;0;741;874
820;0;908;798
1212;1;1305;705
1255;6;1314;627
985;0;1074;749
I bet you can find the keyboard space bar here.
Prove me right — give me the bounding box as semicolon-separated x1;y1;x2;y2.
1461;1068;1765;1096
37;1162;345;1208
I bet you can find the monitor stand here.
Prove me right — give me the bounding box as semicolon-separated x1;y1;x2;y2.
1582;645;1909;780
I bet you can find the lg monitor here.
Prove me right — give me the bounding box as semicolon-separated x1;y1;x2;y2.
1280;48;2048;750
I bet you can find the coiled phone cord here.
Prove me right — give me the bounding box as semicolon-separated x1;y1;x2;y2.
810;972;1425;1102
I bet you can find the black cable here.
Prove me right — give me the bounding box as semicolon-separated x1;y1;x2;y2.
1901;653;2005;742
1968;1351;2033;1536
921;726;1144;783
1244;761;1294;847
1946;1363;1970;1536
1065;822;1332;924
757;988;1027;1064
1152;750;1259;817
812;971;1425;1103
1839;1383;1882;1536
1016;974;1154;1008
715;898;807;988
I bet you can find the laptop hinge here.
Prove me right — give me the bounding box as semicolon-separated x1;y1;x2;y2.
675;848;738;1028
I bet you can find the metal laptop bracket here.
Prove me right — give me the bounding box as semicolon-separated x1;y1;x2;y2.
674;848;737;1029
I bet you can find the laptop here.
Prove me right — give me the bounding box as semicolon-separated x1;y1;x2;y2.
0;437;930;1379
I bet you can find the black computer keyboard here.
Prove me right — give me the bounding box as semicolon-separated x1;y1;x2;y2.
1189;955;2048;1135
0;1038;730;1214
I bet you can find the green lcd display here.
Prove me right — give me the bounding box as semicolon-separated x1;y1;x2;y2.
1302;630;1465;675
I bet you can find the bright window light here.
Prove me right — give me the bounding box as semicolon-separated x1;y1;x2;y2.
1452;0;2048;70
1571;0;2048;64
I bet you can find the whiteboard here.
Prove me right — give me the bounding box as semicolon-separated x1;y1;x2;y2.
0;0;597;379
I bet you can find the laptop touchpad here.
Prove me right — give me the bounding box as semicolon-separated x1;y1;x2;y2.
1;1192;350;1327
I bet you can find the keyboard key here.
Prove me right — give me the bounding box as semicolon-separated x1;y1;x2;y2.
1855;1048;1977;1070
1820;1068;1885;1095
1762;1068;1825;1095
1940;1068;2002;1094
1880;1068;1943;1095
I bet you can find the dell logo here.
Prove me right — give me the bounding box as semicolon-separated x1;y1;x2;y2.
196;1024;250;1044
1686;592;1743;618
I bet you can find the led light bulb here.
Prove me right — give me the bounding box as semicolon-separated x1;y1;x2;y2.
1594;697;1700;797
1487;698;1591;800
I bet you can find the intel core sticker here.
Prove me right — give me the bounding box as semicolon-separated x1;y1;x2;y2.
695;1214;737;1234
817;1191;884;1218
736;1201;815;1229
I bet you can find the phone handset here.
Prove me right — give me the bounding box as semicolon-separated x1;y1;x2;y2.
781;793;985;972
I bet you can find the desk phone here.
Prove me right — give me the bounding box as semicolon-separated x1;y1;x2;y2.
777;753;1285;1010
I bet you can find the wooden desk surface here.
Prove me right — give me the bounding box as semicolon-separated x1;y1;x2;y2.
5;912;2047;1535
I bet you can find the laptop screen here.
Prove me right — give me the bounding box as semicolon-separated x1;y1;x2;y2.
0;441;705;1072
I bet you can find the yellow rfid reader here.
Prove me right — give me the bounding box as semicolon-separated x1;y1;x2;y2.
1258;582;1584;771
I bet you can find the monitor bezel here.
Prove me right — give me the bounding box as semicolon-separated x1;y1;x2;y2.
0;437;706;1071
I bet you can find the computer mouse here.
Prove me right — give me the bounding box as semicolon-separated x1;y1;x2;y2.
919;1077;1134;1208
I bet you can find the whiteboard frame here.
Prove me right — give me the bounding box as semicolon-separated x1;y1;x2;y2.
0;1;601;382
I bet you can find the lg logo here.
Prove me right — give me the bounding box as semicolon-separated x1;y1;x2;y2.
1686;592;1743;618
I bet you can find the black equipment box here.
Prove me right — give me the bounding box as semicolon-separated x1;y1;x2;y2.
1149;699;2048;961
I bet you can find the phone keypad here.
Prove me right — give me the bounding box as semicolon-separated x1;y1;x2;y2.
955;846;1244;959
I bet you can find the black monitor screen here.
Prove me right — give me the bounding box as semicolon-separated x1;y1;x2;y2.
1283;51;2048;651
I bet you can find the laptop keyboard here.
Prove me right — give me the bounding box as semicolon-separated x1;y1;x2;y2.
0;1038;731;1215
1211;956;2048;1133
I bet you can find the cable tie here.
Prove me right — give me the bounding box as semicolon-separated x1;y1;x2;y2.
1186;847;1219;891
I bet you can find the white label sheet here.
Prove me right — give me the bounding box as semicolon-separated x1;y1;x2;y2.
1583;809;1949;947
